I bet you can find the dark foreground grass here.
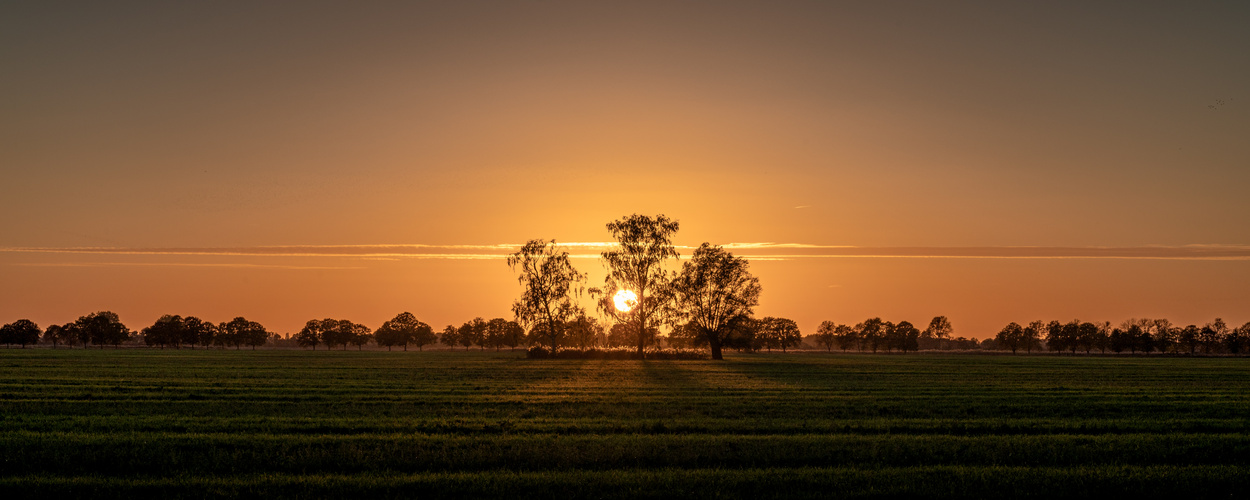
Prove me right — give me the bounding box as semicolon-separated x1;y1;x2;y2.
1;350;1248;498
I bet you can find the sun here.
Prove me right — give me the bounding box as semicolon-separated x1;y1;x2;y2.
613;289;638;313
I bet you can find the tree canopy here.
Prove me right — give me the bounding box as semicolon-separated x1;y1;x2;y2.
667;243;761;360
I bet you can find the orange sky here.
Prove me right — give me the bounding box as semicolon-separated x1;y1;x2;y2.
3;2;1248;338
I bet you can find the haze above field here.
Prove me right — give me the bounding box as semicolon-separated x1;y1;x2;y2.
2;1;1248;337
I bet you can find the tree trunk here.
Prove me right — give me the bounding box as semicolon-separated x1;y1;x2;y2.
709;338;724;360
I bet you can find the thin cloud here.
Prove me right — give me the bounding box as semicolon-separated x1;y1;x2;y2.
4;244;1250;261
11;262;365;270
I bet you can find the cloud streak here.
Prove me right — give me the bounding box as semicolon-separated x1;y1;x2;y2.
5;243;1250;261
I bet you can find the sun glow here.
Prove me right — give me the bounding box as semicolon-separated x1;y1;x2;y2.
613;289;638;313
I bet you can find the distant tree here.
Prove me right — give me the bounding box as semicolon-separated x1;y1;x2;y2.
1177;325;1200;354
1;319;41;348
666;243;762;360
758;317;801;353
43;324;69;348
859;318;886;353
667;321;701;349
502;320;525;350
220;317;269;350
142;315;185;349
1223;322;1249;354
375;312;430;351
606;322;632;348
1076;322;1100;354
1109;328;1129;353
75;311;129;348
833;324;857;351
317;319;367;350
1152;319;1176;353
814;321;838;351
180;316;210;348
563;314;601;350
508;239;587;352
889;321;920;353
721;316;761;352
924;316;953;350
484;318;511;351
432;325;452;349
347;322;372;350
1204;318;1229;353
996;322;1025;354
1022;321;1045;353
296;319;326;350
593;214;681;357
456;320;478;350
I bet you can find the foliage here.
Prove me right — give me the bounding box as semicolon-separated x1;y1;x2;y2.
0;319;41;347
74;311;130;348
667;243;762;360
594;214;680;356
508;239;587;351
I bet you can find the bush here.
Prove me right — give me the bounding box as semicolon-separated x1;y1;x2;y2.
525;346;709;360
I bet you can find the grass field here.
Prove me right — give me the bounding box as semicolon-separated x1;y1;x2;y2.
1;350;1248;498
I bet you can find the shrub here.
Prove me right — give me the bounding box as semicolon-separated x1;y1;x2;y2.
525;346;709;360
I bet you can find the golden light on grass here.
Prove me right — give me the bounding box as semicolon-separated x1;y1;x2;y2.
613;289;638;313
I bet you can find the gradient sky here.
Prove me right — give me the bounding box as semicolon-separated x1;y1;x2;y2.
3;1;1248;338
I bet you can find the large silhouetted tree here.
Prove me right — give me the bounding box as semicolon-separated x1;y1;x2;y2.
508;239;586;352
0;319;41;348
595;214;680;357
668;243;761;360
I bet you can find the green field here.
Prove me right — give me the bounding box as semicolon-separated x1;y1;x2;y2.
1;350;1248;498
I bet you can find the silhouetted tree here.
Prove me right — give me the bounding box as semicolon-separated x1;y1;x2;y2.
888;320;920;353
43;323;70;348
594;214;680;357
1226;322;1250;354
439;325;459;349
0;319;41;348
1023;321;1045;353
1177;325;1200;354
1202;318;1228;353
75;311;129;348
564;313;601;350
858;318;886;353
142;315;186;349
484;317;512;351
758;317;801;352
924;316;953;350
296;319;326;350
502;320;525;350
721;316;761;352
832;324;857;351
375;312;432;351
666;243;761;360
1152;319;1176;353
996;322;1025;354
220;317;269;350
508;239;587;352
814;321;838;351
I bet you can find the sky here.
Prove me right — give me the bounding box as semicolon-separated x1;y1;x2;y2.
3;1;1248;339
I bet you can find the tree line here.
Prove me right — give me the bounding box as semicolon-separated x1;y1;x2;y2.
992;317;1250;355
